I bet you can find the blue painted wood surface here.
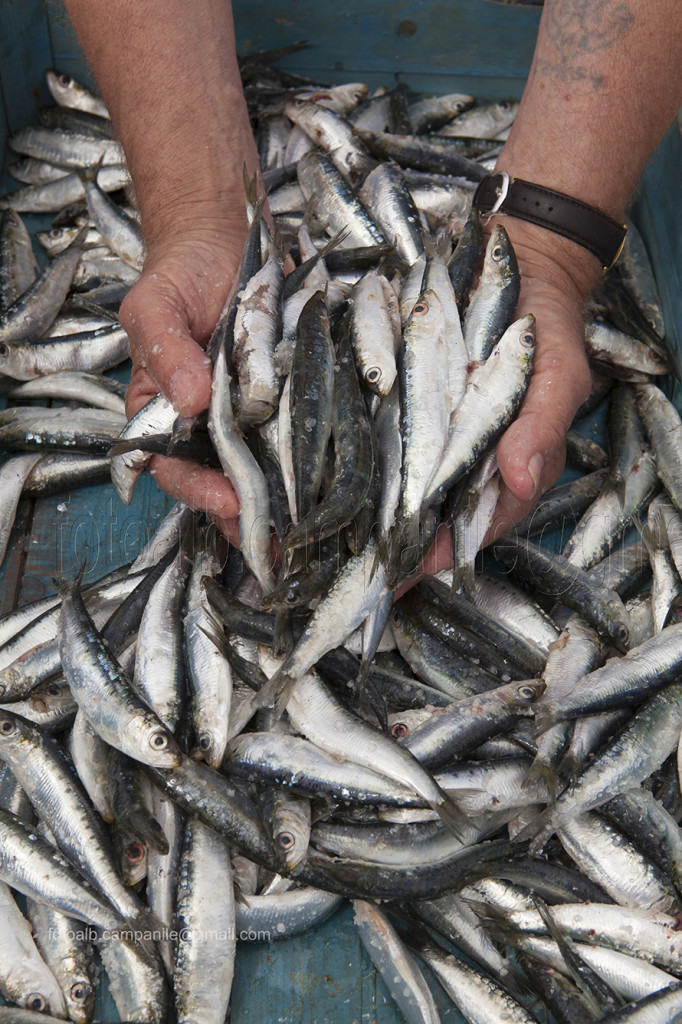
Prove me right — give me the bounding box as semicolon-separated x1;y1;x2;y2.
0;2;681;1022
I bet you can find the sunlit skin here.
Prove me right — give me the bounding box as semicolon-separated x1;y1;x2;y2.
63;0;682;575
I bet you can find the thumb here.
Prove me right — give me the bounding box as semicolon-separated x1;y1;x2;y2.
120;269;214;418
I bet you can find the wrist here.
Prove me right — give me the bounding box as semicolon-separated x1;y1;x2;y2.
484;212;603;302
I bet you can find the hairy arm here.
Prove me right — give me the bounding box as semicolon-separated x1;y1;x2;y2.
64;0;682;553
63;0;256;541
486;0;682;537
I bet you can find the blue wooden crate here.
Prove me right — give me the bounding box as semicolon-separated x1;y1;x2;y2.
0;2;681;1023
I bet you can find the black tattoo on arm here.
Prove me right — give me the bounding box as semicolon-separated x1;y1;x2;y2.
537;0;634;88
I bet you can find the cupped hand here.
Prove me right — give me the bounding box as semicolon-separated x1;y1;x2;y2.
120;228;247;546
419;217;601;578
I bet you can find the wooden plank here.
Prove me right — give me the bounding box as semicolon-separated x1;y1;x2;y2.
0;0;53;134
46;5;97;90
232;0;539;94
231;902;466;1023
18;465;173;601
0;78;7;191
630;123;682;408
41;0;537;101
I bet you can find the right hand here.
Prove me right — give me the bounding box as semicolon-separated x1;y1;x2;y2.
120;225;247;546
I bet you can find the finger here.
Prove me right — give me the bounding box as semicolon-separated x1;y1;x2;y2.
484;444;565;545
120;270;213;418
210;513;241;549
497;302;592;503
147;455;240;522
126;362;163;418
394;524;453;598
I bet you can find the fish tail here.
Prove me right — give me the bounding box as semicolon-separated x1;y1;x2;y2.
533;703;559;738
385;516;422;590
253;664;298;722
449;562;473;597
512;806;556;856
430;791;477;844
77;153;105;184
522;756;558;802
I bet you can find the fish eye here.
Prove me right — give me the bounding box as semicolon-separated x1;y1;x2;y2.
649;349;664;363
616;624;629;644
412;301;429;317
277;831;295;850
199;734;212;751
285;590;299;605
149;730;169;750
391;610;402;628
0;719;15;736
50;228;62;238
521;332;534;348
71;982;90;1002
58;73;72;87
0;345;9;358
500;100;512;111
46;682;60;696
125;841;146;863
26;995;46;1012
517;685;536;700
491;245;504;261
391;722;408;739
365;366;382;385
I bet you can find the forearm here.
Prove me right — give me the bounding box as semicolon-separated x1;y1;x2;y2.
496;0;682;292
62;0;256;248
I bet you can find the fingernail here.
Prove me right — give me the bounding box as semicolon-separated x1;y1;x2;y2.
527;452;544;494
168;368;197;413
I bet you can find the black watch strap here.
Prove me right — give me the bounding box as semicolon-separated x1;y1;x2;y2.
472;173;627;270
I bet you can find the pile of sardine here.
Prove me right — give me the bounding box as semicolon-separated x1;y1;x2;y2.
0;51;682;1024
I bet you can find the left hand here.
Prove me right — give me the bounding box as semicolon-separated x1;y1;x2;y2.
418;217;599;578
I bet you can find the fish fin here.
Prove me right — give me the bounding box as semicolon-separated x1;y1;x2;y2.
385;516;422;590
76;153;105;184
449;563;472;597
144;817;169;856
119;909;167;967
430;791;477;844
531;895;624;1012
511;806;556;856
647;504;671;551
233;881;252;909
273;609;294;659
533;703;559;738
53;561;87;597
197;610;230;660
242;164;260;207
108;433;171;456
556;751;582;790
522;757;558;802
251;664;297;721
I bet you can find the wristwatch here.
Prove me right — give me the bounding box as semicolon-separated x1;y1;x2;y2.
473;172;627;271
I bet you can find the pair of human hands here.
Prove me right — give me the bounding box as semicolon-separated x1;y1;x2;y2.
121;215;596;572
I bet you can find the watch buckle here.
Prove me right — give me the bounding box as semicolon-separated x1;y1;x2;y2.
488;171;511;215
603;225;628;273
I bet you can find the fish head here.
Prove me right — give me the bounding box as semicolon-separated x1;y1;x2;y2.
513;680;546;708
0;707;36;756
483;223;519;287
137;720;183;768
116;832;148;888
605;599;631;654
65;976;96;1024
23;993;51;1015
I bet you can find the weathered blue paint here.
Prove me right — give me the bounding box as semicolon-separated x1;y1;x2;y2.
0;2;680;1022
